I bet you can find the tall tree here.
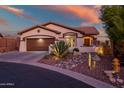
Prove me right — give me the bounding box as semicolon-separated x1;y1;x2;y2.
100;6;124;56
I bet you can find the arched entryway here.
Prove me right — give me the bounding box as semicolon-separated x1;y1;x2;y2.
63;32;77;47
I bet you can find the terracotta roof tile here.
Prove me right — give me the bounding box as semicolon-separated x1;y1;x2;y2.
18;22;99;36
42;22;99;35
74;27;99;35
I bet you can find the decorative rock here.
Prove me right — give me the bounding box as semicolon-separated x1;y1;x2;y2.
72;64;76;68
121;85;124;88
92;55;101;61
117;79;123;84
54;53;100;70
109;77;116;83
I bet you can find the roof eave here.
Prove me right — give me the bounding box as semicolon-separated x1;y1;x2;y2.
41;22;85;35
18;25;61;35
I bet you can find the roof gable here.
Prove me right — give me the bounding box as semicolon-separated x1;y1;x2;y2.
41;22;85;34
18;25;61;35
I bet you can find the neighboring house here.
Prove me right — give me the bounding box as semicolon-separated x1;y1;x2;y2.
18;22;111;53
96;29;112;54
96;28;111;46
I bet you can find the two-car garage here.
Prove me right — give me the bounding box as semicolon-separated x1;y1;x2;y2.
18;25;61;52
27;38;55;51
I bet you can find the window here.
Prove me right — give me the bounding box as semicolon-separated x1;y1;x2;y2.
83;36;93;46
84;38;90;46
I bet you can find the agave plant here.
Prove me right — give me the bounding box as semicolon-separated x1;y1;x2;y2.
50;40;69;58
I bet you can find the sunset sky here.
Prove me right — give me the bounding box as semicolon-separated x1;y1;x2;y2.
0;5;103;35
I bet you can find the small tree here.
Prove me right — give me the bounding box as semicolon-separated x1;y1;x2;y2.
50;40;69;58
100;6;124;56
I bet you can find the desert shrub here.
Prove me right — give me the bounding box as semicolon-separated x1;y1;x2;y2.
50;40;69;58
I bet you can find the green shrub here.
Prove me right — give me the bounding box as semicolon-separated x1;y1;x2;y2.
50;40;69;58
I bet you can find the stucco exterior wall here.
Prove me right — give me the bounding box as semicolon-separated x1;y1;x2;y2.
19;23;110;53
77;38;83;47
45;24;83;38
19;27;59;52
20;27;59;39
44;24;85;48
19;41;27;52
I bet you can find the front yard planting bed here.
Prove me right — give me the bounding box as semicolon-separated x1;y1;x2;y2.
39;53;124;88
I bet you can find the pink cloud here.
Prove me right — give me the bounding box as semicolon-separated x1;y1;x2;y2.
66;6;101;23
0;5;37;22
42;5;101;24
0;5;24;16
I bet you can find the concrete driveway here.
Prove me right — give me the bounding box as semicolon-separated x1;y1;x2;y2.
0;51;47;63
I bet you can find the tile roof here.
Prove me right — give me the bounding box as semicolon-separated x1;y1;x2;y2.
74;27;99;35
18;22;99;36
42;22;99;35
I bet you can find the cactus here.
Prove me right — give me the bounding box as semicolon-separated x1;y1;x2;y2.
50;40;69;58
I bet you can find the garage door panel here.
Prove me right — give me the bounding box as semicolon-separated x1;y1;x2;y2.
27;38;55;51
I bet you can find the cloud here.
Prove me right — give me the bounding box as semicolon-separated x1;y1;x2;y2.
0;5;37;22
93;5;102;10
66;6;101;24
0;18;8;25
41;5;101;24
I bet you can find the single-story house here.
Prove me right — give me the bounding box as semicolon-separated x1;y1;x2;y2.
18;22;111;53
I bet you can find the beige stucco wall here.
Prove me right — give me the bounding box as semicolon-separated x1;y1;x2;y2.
44;24;84;48
19;24;107;52
45;24;83;37
20;27;59;39
19;27;59;52
19;25;85;52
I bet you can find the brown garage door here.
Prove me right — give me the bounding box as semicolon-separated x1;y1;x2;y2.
27;38;55;51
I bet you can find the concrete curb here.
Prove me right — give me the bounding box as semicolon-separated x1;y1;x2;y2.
0;60;115;88
29;62;115;88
